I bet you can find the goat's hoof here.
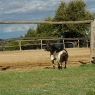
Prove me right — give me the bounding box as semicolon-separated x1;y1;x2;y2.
58;66;60;69
58;66;62;69
53;66;55;69
64;67;67;69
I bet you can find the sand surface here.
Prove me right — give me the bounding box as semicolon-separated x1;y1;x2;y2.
0;48;90;71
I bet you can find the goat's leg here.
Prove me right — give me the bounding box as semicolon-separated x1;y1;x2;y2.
60;63;62;69
64;61;67;69
58;63;60;69
50;55;55;69
51;60;55;69
58;62;62;69
64;53;68;69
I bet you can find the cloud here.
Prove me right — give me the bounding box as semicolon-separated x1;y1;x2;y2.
85;1;95;12
84;0;95;2
0;0;60;21
3;25;36;33
0;0;60;14
0;0;95;14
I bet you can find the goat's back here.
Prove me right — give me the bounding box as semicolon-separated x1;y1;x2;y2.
57;49;68;62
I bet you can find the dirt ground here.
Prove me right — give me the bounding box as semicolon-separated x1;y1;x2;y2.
0;48;90;71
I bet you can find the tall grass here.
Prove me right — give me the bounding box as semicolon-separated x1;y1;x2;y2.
0;64;95;95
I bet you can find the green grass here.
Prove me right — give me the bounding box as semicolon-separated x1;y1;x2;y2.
0;64;95;95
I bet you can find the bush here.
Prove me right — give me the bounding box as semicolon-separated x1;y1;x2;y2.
4;41;19;51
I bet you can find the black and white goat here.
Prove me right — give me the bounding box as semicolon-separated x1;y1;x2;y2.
45;43;68;69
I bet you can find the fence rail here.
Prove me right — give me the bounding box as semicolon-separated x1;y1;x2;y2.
0;20;92;24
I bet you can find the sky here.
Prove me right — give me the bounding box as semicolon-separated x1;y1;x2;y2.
0;0;95;39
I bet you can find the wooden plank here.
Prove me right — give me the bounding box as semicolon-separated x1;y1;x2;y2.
34;38;90;40
0;20;93;24
0;37;90;42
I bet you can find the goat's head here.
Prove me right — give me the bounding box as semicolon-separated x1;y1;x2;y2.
45;43;52;51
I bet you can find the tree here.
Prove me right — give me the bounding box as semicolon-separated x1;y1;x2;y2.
53;1;67;21
65;0;93;38
36;17;54;37
25;28;36;37
52;1;67;36
92;12;95;20
24;0;94;38
53;0;93;38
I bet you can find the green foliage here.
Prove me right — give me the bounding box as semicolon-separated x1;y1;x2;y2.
66;0;92;37
36;17;54;37
24;0;93;38
25;28;36;37
53;0;93;38
54;1;67;21
66;0;86;21
52;1;67;36
21;40;41;50
4;41;19;51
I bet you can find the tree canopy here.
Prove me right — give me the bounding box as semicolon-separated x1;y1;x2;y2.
24;0;94;38
36;17;53;37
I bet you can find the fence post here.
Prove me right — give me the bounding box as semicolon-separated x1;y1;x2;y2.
90;21;95;63
86;40;88;48
78;40;79;48
19;40;22;51
63;39;65;49
41;39;42;49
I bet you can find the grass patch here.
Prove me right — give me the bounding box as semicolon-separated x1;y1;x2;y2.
0;64;95;95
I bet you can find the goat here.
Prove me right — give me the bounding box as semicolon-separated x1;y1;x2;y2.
45;43;68;69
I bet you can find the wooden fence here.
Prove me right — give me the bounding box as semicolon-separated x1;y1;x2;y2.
0;20;94;63
0;38;90;51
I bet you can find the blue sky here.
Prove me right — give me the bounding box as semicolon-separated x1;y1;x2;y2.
0;0;95;39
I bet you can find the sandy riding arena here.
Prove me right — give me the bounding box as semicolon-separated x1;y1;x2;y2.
0;48;90;71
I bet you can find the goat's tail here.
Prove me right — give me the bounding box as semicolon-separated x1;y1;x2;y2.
63;49;68;53
63;49;69;61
